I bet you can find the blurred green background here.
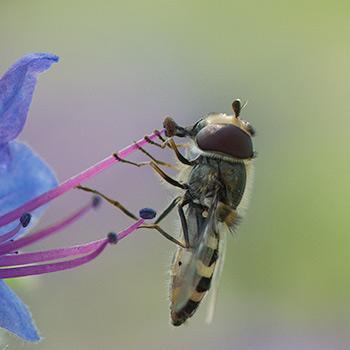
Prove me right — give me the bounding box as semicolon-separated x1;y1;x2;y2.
1;0;349;349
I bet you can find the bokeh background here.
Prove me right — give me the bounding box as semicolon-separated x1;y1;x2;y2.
1;1;349;349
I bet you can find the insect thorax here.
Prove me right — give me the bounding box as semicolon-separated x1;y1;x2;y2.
184;156;246;230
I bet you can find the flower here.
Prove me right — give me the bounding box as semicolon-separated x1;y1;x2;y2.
0;53;59;236
0;53;59;342
0;53;161;342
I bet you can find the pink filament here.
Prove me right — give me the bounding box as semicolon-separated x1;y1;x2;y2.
0;222;22;243
0;239;106;266
0;129;165;228
0;216;147;278
0;201;94;256
116;218;146;241
0;240;108;278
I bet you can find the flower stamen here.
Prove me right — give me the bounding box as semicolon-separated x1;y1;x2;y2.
0;198;98;256
0;213;32;244
0;207;156;279
0;130;165;229
0;240;109;278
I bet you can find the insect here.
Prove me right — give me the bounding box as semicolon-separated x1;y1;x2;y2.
77;99;256;325
160;99;256;326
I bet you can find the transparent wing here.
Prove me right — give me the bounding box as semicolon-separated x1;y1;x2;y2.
205;227;226;324
174;195;219;312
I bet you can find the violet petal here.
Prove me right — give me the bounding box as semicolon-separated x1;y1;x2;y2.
0;142;58;238
0;280;40;342
0;53;59;145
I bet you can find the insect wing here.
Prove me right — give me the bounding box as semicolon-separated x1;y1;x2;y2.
174;195;219;312
205;228;226;324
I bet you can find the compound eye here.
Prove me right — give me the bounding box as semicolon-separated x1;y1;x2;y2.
196;124;253;159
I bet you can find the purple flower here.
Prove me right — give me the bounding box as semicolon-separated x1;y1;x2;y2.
0;54;160;342
0;54;59;342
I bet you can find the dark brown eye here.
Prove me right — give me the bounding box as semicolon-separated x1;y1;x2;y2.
196;124;253;159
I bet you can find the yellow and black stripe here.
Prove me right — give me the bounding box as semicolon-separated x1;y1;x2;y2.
170;233;219;326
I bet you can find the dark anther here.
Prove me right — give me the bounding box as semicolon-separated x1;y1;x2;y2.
139;208;157;220
92;196;102;209
107;232;118;244
20;212;31;228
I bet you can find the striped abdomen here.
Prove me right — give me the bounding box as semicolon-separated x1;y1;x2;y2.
169;232;219;326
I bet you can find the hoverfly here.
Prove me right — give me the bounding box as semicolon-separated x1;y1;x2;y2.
160;99;256;326
77;99;255;326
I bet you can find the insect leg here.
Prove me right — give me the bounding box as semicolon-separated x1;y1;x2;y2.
140;125;193;166
135;144;180;169
75;185;138;220
144;129;189;149
77;185;187;248
145;133;189;152
154;196;181;225
167;138;194;166
145;132;193;166
142;225;187;248
149;162;188;189
141;196;188;248
114;145;179;170
145;196;190;248
144;129;167;147
175;204;190;248
114;152;187;190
